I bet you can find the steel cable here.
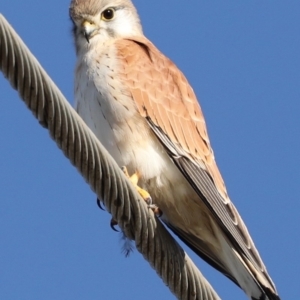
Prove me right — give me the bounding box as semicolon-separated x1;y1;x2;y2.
0;14;220;300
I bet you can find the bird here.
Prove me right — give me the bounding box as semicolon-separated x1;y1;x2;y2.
69;0;280;299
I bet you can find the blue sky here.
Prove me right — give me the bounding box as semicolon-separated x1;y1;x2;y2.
1;1;299;299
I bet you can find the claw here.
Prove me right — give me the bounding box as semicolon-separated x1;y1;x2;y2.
96;198;120;232
97;198;105;210
110;218;119;232
145;196;152;206
148;204;163;217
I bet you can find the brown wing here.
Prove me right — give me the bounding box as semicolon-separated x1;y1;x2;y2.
115;37;277;296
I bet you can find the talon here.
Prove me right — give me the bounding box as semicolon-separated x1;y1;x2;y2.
110;218;119;232
145;196;152;206
97;198;105;210
148;204;163;217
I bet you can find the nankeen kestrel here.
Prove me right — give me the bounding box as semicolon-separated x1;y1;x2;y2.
69;1;280;299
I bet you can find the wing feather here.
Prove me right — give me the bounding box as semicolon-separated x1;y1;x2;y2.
115;37;278;297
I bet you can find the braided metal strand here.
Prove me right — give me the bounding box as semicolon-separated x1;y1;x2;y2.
0;14;221;300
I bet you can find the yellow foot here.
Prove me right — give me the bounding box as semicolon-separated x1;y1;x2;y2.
122;166;162;217
101;166;163;233
122;166;151;203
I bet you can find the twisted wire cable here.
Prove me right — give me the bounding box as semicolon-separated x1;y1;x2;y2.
0;14;221;300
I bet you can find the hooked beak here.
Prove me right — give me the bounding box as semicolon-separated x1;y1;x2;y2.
81;20;97;43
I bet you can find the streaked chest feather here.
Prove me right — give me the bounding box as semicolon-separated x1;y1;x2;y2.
74;41;216;243
74;42;167;180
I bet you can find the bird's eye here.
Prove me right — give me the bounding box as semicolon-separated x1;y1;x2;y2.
101;8;115;21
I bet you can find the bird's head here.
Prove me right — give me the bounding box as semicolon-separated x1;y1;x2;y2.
70;0;143;51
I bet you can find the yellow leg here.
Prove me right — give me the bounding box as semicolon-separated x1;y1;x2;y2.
107;167;162;233
122;166;162;217
122;166;151;204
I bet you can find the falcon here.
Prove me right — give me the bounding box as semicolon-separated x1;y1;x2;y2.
69;1;280;299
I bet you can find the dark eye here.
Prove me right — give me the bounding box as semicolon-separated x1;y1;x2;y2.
101;8;115;21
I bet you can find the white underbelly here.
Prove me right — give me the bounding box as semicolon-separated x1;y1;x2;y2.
75;87;169;179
